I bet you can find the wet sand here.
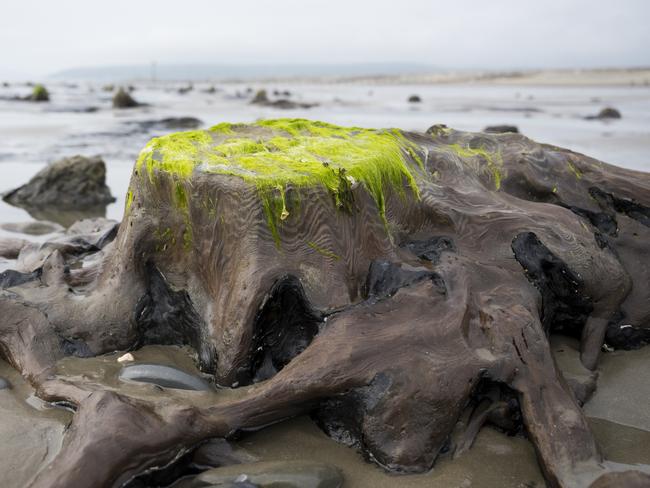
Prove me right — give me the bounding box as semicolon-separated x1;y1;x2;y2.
585;348;650;432
0;361;70;487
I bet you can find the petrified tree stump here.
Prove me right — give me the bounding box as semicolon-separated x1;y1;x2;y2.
2;119;650;487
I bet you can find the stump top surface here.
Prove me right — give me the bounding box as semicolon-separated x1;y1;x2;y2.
136;119;421;196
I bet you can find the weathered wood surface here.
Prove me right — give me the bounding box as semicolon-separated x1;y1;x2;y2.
1;119;650;487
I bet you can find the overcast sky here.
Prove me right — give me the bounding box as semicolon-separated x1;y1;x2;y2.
1;0;649;78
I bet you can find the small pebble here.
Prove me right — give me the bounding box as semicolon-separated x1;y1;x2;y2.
0;377;12;390
117;353;134;363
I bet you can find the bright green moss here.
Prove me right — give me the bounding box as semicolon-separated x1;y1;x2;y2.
136;118;423;245
210;122;235;135
138;130;213;179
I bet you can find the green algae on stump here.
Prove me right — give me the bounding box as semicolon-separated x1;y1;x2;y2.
136;118;424;243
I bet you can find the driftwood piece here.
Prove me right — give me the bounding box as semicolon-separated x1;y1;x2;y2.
1;119;650;487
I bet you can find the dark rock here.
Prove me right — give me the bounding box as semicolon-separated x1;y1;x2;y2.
585;107;622;120
484;125;519;134
178;84;193;95
2;155;115;209
0;377;11;390
597;107;621;119
251;89;269;105
119;364;212;391
102;84;115;92
408;94;422;103
202;86;217;94
112;87;139;108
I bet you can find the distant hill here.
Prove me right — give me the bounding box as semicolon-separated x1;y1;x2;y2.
50;63;438;82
